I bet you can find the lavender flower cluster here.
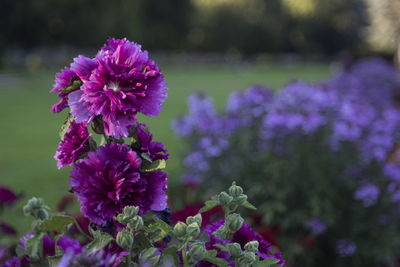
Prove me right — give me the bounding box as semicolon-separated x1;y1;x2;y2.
173;58;400;265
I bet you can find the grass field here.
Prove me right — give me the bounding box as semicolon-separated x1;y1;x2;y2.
0;62;331;235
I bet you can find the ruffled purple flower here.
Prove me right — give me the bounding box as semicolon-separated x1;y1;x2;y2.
135;123;169;161
71;38;167;139
50;56;97;113
54;121;91;169
336;239;356;257
306;217;327;235
0;186;18;205
354;183;380;207
69;143;168;225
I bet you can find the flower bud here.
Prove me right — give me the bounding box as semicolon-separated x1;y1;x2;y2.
23;197;49;220
189;243;207;261
36;209;50;220
227;243;242;258
173;222;187;238
128;216;144;231
218;192;233;206
116;229;134;251
229;183;243;198
225;214;244;232
242;251;257;263
187;222;200;237
236;194;248;205
244;241;259;253
186;213;202;226
123;206;139;218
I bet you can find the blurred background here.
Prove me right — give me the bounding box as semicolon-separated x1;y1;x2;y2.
2;0;400;266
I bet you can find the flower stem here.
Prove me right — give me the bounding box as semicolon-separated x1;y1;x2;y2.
182;245;189;267
235;258;239;267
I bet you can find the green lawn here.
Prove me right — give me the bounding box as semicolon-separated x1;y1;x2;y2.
0;62;331;235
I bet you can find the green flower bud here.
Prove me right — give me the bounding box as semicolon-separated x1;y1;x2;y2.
36;209;50;221
173;222;187;238
189;243;207;261
218;192;233;206
23;197;49;220
225;214;244;232
186;213;202;226
241;251;257;263
128;216;144;231
229;183;243;198
123;206;139;218
236;194;248;205
227;243;242;258
187;222;200;237
244;241;259;253
116;229;134;251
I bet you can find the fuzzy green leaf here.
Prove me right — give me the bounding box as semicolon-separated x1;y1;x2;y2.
86;229;114;254
199;200;218;213
59;114;74;140
161;247;180;265
141;152;152;163
241;201;257;210
140;159;166;172
39;214;74;233
25;233;45;262
213;243;229;252
254;257;280;267
145;219;171;243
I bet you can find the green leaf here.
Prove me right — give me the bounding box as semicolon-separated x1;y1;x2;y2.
25;233;45;262
139;247;158;263
199;200;218;213
39;214;75;233
241;201;257;210
140;159;166;172
47;255;62;267
141;152;152;162
161;247;180;265
86;228;114;254
59;114;74;140
198;232;210;243
133;232;152;249
213;244;229;252
254;257;280;267
59;77;82;93
145;219;171;243
204;255;229;266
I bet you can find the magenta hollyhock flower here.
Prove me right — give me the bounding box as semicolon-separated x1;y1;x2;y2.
69;143;168;225
0;186;18;205
50;56;97;113
70;38;167;139
136;123;169;161
54;121;91;169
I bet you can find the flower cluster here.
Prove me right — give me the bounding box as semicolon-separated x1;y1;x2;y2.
2;38;286;267
173;58;400;266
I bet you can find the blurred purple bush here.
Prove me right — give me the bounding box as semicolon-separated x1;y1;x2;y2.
173;57;400;266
